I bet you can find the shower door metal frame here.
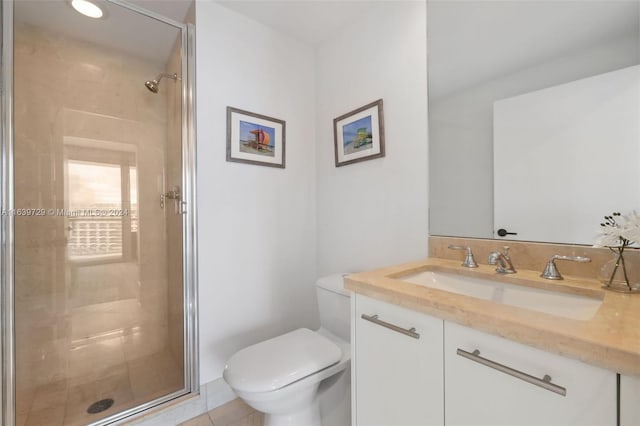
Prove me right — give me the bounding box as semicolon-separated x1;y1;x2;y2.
0;1;199;424
1;1;16;425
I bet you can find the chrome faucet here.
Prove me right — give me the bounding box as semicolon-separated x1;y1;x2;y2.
540;255;591;280
448;245;478;268
488;246;516;274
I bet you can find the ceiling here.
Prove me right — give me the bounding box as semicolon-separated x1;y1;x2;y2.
214;0;640;95
13;0;639;90
216;1;376;46
12;0;368;64
427;0;640;99
14;0;193;65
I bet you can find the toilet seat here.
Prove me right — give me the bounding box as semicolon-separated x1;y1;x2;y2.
223;328;342;394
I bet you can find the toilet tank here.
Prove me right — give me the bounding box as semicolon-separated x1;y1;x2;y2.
316;274;351;342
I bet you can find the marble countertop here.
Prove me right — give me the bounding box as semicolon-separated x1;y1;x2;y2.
345;258;640;375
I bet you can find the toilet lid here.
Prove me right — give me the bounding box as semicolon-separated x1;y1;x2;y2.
223;328;342;393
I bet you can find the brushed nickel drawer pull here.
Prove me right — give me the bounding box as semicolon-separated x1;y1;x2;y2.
360;314;420;339
456;348;566;396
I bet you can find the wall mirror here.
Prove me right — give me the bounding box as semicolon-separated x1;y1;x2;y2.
428;0;640;245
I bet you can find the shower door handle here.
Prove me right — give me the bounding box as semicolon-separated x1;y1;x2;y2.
160;186;181;214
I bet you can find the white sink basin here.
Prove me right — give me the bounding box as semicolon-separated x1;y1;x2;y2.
401;271;602;320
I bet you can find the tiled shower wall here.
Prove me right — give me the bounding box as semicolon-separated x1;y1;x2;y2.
165;37;185;371
13;23;172;416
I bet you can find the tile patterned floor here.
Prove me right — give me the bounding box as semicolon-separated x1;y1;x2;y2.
180;399;264;426
17;349;182;426
15;259;183;426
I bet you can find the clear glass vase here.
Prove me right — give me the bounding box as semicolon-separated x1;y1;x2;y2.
599;249;640;293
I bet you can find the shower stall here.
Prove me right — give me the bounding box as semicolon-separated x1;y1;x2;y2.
1;0;198;425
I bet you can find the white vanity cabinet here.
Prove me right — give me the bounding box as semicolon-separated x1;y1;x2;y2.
444;322;617;426
352;294;444;426
352;293;623;426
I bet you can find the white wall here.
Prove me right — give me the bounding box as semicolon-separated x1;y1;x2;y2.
315;1;429;276
195;0;428;388
196;1;318;385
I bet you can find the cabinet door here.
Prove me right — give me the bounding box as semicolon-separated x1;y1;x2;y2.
444;322;616;426
354;295;444;426
621;375;640;426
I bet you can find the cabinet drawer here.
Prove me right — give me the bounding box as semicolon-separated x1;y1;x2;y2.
444;321;616;426
355;294;436;340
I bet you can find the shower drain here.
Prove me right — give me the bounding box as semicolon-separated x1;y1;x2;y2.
87;398;115;414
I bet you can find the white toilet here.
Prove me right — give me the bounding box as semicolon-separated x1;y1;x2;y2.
223;274;351;426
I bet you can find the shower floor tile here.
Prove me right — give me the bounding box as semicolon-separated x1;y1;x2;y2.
30;379;68;412
20;348;182;426
67;337;127;382
128;351;182;400
24;405;65;426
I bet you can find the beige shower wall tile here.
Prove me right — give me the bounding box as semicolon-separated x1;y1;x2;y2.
14;30;67;98
165;40;185;366
63;108;126;142
67;61;108;84
64;82;125;118
14;98;61;148
14;21;174;402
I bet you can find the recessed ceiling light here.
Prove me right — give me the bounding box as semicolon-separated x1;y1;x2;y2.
70;0;104;19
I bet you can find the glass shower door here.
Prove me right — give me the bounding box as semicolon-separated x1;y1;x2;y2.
9;1;192;424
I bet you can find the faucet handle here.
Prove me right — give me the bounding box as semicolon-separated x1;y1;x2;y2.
541;255;591;280
448;245;478;268
489;246;511;264
487;246;517;273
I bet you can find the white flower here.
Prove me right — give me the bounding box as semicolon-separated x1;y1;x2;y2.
594;211;640;248
593;230;623;248
620;211;640;246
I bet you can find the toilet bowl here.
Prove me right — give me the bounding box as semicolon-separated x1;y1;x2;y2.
223;274;351;426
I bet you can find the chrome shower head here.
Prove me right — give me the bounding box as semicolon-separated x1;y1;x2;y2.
145;72;177;94
145;79;159;93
